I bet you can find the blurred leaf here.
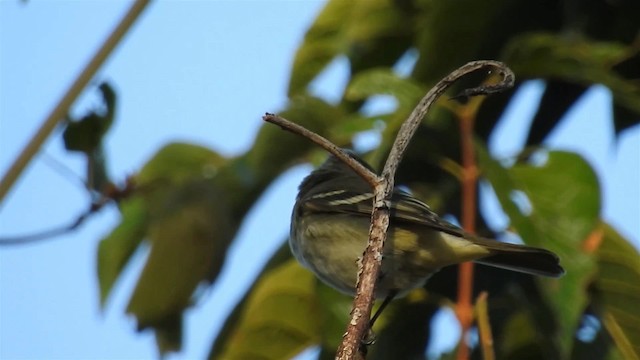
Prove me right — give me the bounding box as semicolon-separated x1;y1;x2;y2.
137;142;226;186
288;0;354;96
97;196;148;306
478;147;600;356
503;33;640;114
126;178;234;353
594;224;640;359
412;0;511;84
62;82;116;154
99;143;233;354
246;95;345;181
62;82;117;191
314;281;352;351
500;310;547;360
288;0;414;97
208;243;293;359
342;0;414;74
214;259;321;360
345;68;425;111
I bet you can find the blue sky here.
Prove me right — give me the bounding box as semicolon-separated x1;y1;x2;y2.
1;1;638;360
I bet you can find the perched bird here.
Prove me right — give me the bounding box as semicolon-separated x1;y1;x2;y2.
289;151;564;303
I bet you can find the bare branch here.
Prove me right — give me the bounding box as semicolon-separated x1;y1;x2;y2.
263;113;380;187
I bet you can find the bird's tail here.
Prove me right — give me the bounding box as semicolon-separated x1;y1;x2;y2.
473;237;565;278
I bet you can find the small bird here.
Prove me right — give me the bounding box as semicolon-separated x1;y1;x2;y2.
289;151;564;303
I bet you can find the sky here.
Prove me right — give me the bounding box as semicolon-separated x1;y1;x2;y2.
0;1;638;360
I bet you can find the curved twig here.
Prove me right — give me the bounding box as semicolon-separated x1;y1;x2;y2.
263;60;514;360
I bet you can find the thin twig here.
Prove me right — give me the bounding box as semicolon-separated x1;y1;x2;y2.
0;0;151;206
0;206;100;245
263;113;379;187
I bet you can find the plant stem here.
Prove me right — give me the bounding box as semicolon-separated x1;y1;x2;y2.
456;106;478;360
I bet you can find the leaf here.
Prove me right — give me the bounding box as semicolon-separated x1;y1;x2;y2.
478;147;600;356
208;243;293;359
288;0;355;96
345;68;425;111
101;143;233;354
288;0;414;96
136;142;226;186
62;82;117;191
97;196;148;306
214;259;321;360
62;82;116;153
126;178;235;353
503;33;640;114
594;224;640;359
412;0;510;83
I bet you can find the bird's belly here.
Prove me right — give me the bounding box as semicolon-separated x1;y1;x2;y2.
291;215;460;298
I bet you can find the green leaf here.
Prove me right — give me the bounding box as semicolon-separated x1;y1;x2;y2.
136;142;226;186
215;259;321;360
62;82;116;153
594;224;640;360
503;33;640;114
288;0;354;96
345;68;425;111
478;147;600;356
126;178;235;353
97;196;148;307
288;0;414;96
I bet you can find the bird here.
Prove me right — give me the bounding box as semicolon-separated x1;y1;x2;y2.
289;151;564;308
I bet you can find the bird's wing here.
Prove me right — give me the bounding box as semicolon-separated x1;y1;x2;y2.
301;189;467;238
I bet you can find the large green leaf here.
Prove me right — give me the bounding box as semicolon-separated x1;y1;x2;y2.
478;147;600;356
345;68;425;111
126;178;235;353
214;259;321;360
288;0;414;97
97;196;148;306
594;224;640;360
288;0;354;96
136;142;226;186
98;143;233;354
503;33;640;115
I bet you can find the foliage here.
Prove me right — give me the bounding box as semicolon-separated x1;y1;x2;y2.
41;0;640;358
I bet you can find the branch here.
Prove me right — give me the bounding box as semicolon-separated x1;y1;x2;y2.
0;0;151;206
0;206;99;245
263;113;379;187
264;60;514;360
0;177;134;246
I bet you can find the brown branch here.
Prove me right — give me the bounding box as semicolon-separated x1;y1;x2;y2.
264;60;514;360
263;113;379;187
0;206;100;245
0;0;151;206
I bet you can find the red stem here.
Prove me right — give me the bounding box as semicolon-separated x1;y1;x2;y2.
456;112;477;360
